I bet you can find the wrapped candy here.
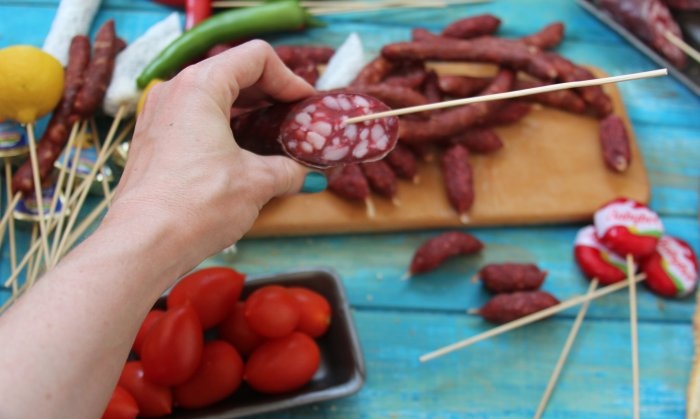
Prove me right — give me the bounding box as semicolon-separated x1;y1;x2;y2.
574;225;634;285
641;235;698;298
594;198;663;259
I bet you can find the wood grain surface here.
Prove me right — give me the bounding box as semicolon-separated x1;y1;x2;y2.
249;64;649;237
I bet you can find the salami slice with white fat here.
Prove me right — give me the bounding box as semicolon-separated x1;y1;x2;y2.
232;92;399;168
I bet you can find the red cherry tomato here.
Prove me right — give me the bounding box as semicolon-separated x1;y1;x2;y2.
245;332;321;394
118;361;173;417
141;304;204;386
288;287;332;338
132;309;166;356
174;340;244;409
101;385;139;419
167;267;245;329
217;301;265;356
244;285;300;338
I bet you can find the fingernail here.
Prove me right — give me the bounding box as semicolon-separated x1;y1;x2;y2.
300;172;327;194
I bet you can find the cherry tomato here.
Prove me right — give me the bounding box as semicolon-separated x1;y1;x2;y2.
244;285;300;338
174;340;244;409
101;385;139;419
167;267;245;329
245;332;321;394
118;361;173;417
217;301;265;356
141;304;204;386
288;287;332;338
132;309;166;356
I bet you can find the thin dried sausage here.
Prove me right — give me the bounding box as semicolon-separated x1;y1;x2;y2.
599;114;631;172
409;231;483;275
441;144;474;219
478;291;559;324
381;38;557;80
73;20;118;118
441;14;501;39
477;263;547;293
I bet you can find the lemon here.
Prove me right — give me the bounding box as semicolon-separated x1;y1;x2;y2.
0;45;64;124
136;79;163;117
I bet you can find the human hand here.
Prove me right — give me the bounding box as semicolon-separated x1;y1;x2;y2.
105;40;321;271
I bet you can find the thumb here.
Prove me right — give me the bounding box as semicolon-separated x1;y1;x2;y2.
258;155;328;197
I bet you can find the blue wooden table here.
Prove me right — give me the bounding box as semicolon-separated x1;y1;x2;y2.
1;1;699;417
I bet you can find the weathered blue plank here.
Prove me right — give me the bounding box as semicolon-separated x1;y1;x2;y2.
250;310;691;418
196;216;699;323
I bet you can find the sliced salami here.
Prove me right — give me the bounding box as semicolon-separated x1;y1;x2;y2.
232;93;399;168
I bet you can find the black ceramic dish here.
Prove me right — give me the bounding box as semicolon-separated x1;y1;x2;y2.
155;268;365;419
578;0;700;96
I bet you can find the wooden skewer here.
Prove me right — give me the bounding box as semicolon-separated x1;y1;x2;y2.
0;193;22;245
627;254;640;419
344;69;668;124
213;0;453;8
89;117;113;205
664;31;700;64
50;123;86;266
25;224;40;287
3;161;19;295
3;187;113;290
3;116;133;290
24;123;52;265
310;2;446;14
533;279;599;419
52;106;128;261
420;274;646;362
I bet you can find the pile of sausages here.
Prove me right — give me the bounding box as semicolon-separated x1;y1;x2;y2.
11;20;120;196
295;15;631;219
407;230;559;324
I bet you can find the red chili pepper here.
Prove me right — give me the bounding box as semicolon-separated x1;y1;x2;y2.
186;0;213;30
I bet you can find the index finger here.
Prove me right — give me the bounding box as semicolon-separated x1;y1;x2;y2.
179;39;316;112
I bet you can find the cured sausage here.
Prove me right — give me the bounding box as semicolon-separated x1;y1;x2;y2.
274;45;334;68
399;69;514;143
12;35;90;195
448;128;503;154
520;22;565;50
514;79;587;114
478;101;531;127
441;14;502;39
411;28;443;42
599;114;631;172
361;160;398;199
385;143;419;181
73;20;118;118
231;93;399;168
598;0;686;68
478;291;559;324
326;164;370;201
437;75;492;98
409;231;483;275
351;56;395;86
347;84;430;109
381;38;557;80
422;71;443;103
441;144;474;219
545;53;613;118
477;263;547;293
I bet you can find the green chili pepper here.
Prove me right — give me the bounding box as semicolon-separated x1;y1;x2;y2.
137;0;323;89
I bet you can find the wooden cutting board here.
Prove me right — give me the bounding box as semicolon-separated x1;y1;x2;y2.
247;64;649;237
